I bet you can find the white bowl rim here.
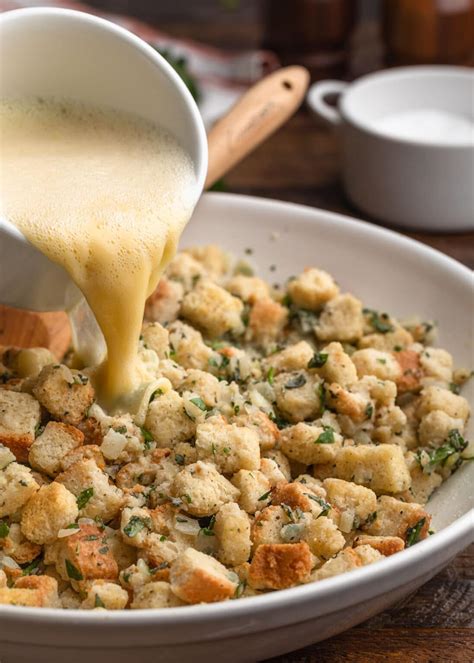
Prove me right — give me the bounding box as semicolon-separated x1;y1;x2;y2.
0;192;472;630
0;6;209;192
339;65;474;150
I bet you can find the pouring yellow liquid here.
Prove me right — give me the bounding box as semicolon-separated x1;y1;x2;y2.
0;98;199;408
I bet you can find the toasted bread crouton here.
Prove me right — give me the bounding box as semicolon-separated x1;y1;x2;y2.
28;422;84;477
274;372;322;423
0;523;41;564
47;524;119;583
417;386;470;422
314;444;411;494
364;495;431;543
60;444;105;472
418;410;465;447
272;482;328;516
310;547;362;581
131;581;183;609
260;458;288;486
33;364;94;425
287;268;339;311
231;469;271;514
394;350;424;393
323;478;377;530
325;383;370;423
248;542;313;590
315;294;364;343
184;245;230;279
248;298;288;346
141;322;170;359
232;410;279;452
0;575;59;607
263;449;292;481
353;534;404;556
56;459;123;522
181;279;244;339
0;462;39;518
304;517;345;560
313;342;358;388
170;461;240;517
166;252;207;291
358;326;414;352
226;275;270;303
80;581;129;610
195;417;260;473
179;369;220;409
214;503;251;566
251;506;288;550
145;390;196;448
21;482;78;544
0;390;41;462
264;341;314;376
170;548;238;604
168;320;213;371
404;461;443;504
352;349;402;383
145;276;184;324
280;422;341;465
419;348;453;384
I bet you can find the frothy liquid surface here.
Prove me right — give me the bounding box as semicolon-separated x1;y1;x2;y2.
0;99;199;407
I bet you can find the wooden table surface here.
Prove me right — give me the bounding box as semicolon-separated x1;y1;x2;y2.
24;0;474;659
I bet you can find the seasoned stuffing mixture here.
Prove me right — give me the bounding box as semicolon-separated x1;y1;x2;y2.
0;245;471;610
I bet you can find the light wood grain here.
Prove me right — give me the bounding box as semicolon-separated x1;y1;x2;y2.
205;66;310;188
0;306;71;358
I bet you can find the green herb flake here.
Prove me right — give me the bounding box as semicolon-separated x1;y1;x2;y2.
405;517;426;547
175;454;185;466
365;403;374;419
76;487;94;510
308;353;329;369
123;515;150;538
449;382;461;395
114;425;127;434
0;520;10;538
94;594;106;608
365;309;394;334
266;366;275;385
22;558;42;576
65;559;84;581
315;425;335;445
140;427;154;443
190;397;208;411
234;580;246;598
258;489;272;502
425;429;468;469
305;493;331;517
285;373;307;389
182;494;193;504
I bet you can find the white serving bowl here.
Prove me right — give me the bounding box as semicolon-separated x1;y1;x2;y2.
1;193;473;663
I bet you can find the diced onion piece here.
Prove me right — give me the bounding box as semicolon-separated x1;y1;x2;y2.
101;429;128;460
339;510;355;533
174;515;200;536
57;526;80;538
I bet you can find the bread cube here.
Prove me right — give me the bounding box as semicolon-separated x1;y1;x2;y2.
314;444;411;494
274;372;322;423
29;422;84;477
418;410;465;447
168;321;213;370
352;348;402;382
0;575;59;608
195;417;260;473
131;581;183;609
182;279;244;338
141;322;170;359
323;478;377;528
419;348;453;383
56;459;123;521
184;244;230;279
315;294;364;343
226;275;270;303
145;277;184;324
280;422;341;465
179;369;220;409
353;534;404;556
358;326;414;352
170;548;238;603
364;495;430;543
81;581;129;610
248;542;313;590
165;252;207;290
0;462;39;518
417;386;470;422
214;502;251;566
145;390;196;448
0;390;41;462
21;482;78;544
264;341;314;375
33;364;94;425
231;469;271;514
232;410;279;452
248;298;288;346
304;517;345;560
287;268;339;311
170;461;240;517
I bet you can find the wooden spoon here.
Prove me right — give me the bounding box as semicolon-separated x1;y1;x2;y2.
0;65;310;357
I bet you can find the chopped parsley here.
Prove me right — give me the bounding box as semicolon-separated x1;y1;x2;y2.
76;487;94;510
175;454;185;466
189;397;208;411
364;309;394;334
123;515;150;538
65;559;83;581
182;494;193;504
315;425;335;444
308;352;328;369
94;594;106;608
114;425;127;434
365;403;374;419
258;489;272;502
199;515;216;537
266;366;275;385
281;503;303;523
405;517;426;547
140;427;154;444
449;382;461;395
0;520;9;538
305;493;330;517
421;429;468;470
234;580;246;598
22;557;42;576
285;373;307;389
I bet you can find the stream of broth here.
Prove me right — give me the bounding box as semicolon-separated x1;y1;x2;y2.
0;98;199;408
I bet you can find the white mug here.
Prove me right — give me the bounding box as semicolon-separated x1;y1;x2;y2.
0;7;208;311
307;66;474;232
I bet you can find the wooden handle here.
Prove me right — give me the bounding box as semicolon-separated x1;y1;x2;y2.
205;65;310;189
0;305;71;358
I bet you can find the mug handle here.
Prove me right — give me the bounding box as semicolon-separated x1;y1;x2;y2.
307;80;348;126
